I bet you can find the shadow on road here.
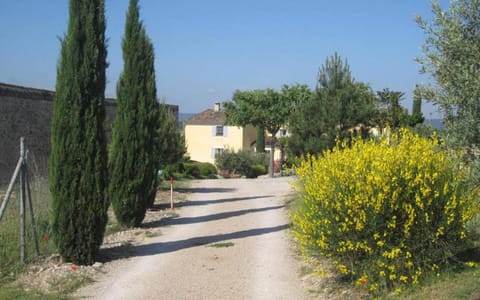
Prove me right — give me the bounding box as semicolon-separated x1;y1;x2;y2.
151;195;273;210
175;187;236;194
144;205;284;227
98;223;291;262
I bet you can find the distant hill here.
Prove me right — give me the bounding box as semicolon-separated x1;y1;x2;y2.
425;119;444;130
179;113;195;122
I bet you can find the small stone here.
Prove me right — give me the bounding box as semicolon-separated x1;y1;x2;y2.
93;262;103;268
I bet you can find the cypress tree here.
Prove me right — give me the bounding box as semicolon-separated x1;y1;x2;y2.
156;103;185;169
50;0;108;265
256;126;265;153
412;85;422;116
109;0;159;227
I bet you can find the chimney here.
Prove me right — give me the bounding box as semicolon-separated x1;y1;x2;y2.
214;102;221;112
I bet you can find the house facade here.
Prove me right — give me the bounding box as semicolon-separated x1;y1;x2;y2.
184;103;257;164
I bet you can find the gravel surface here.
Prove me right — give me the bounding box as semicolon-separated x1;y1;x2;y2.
74;177;309;299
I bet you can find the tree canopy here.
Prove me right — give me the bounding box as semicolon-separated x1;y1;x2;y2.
224;87;294;177
288;53;375;156
416;0;480;156
108;0;159;227
50;0;108;265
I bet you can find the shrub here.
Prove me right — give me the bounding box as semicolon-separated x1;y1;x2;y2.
197;162;218;178
215;149;268;178
183;162;201;178
293;129;479;293
246;164;267;178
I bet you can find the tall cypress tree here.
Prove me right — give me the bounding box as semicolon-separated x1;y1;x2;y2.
109;0;159;227
50;0;108;265
412;85;422;116
255;126;265;153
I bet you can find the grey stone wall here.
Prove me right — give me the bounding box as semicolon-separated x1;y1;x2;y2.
0;82;178;184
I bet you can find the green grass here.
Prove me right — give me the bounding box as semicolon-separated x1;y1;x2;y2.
145;230;160;238
0;179;56;282
104;217;123;236
207;242;235;248
47;272;93;295
388;266;480;300
0;286;68;300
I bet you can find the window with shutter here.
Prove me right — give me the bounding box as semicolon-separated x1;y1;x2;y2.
215;125;224;136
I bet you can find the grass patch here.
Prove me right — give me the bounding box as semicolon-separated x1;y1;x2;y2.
299;265;313;277
0;179;56;283
145;231;160;238
390;266;480;300
207;242;234;248
104;220;123;237
47;272;93;295
0;286;67;300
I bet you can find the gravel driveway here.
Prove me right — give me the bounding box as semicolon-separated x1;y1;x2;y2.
75;177;308;299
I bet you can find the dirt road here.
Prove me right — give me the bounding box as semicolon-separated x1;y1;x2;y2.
75;177;308;299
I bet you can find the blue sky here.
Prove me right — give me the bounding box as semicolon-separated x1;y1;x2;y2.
0;1;449;116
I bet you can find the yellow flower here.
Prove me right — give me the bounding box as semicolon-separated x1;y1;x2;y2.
465;261;477;268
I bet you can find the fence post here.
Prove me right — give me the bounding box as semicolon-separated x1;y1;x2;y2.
25;151;40;256
19;137;26;264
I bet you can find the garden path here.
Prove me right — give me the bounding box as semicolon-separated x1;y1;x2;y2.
75;177;309;299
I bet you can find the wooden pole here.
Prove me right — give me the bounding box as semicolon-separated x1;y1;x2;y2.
19;138;26;264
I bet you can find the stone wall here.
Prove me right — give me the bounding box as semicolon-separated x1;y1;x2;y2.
0;82;178;184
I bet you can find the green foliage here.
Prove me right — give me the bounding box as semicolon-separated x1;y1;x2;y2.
108;0;159;228
293;129;479;294
49;0;108;265
197;162;218;178
416;0;480;159
224;86;295;177
412;85;423;116
183;162;201;178
215;149;268;178
0;287;66;300
161;159;217;180
288;53;375;157
184;162;217;179
374;89;407;129
0;180;56;283
255;125;265;153
157;103;186;169
246;164;267;178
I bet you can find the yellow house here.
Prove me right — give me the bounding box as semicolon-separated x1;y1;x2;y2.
184;103;257;164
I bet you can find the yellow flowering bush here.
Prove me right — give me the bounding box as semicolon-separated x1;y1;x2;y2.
293;129;478;291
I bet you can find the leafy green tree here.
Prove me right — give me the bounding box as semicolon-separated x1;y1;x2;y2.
108;0;159;228
50;0;108;265
375;88;407;130
416;0;480;158
289;54;375;156
224;88;293;177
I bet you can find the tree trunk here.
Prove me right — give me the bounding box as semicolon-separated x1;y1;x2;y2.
269;132;275;177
